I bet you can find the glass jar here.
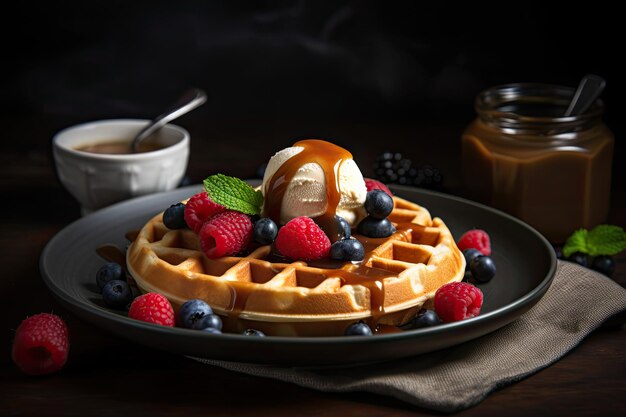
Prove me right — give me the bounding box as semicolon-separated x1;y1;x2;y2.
462;83;614;243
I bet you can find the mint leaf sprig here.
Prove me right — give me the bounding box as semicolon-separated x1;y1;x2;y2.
203;174;263;215
562;225;626;258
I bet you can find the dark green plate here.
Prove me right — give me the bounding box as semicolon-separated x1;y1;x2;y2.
40;184;556;366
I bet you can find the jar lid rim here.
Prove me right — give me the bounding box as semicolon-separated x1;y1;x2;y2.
476;82;604;124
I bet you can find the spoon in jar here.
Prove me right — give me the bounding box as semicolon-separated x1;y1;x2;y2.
131;88;207;152
564;74;606;117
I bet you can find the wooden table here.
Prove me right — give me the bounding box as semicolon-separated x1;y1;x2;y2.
1;117;624;416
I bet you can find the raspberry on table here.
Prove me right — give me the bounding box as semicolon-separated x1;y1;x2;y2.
434;282;483;322
184;191;226;232
364;178;393;197
457;229;491;256
199;210;253;258
128;293;175;326
275;216;331;261
12;313;70;375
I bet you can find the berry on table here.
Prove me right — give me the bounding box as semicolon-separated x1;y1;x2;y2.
434;282;483;322
128;293;175;326
364;190;394;219
96;262;124;290
469;255;496;283
457;229;491;256
357;217;396;238
253;218;278;245
344;321;373;336
568;252;588;267
163;202;187;229
591;255;615;277
12;313;69;375
412;309;440;328
184;191;226;232
199;210;253;259
274;216;331;261
178;299;213;328
102;280;133;309
372;153;443;189
329;238;365;262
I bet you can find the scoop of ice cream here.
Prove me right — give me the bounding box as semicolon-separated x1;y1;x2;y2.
261;143;367;226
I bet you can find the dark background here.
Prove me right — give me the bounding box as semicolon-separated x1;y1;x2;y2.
2;0;623;213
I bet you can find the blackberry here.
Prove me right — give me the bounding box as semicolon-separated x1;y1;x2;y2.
372;152;443;189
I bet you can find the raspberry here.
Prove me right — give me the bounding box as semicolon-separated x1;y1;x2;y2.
364;178;393;197
12;313;70;375
184;192;226;232
198;210;253;258
434;282;483;322
275;216;331;261
128;293;175;326
457;229;491;256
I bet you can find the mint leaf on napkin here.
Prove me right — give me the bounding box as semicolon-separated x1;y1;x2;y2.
563;225;626;257
203;174;263;215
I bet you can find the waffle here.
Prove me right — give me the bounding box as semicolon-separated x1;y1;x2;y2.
126;196;465;336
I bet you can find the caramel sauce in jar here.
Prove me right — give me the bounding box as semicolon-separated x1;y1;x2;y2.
462;83;614;243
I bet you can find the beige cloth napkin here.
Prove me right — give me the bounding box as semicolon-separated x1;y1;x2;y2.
194;261;626;412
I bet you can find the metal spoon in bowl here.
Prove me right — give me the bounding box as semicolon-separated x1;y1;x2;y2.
564;74;606;117
131;88;207;152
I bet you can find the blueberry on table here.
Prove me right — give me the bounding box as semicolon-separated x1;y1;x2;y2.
345;321;373;336
96;262;124;290
163;202;187;229
357;217;396;238
330;238;365;262
469;255;496;283
253;218;278;245
568;252;589;267
364;190;394;219
592;255;615;277
178;299;213;328
102;280;133;309
412;309;440;328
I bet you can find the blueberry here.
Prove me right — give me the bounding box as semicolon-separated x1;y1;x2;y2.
178;299;213;328
553;246;564;260
101;279;133;309
462;249;483;270
330;238;365;262
592;255;615;277
243;329;266;337
253;218;278;245
202;327;222;335
469;255;496;282
193;313;223;331
412;309;440;328
96;262;124;290
163;202;187;229
357;216;396;238
345;321;373;336
364;190;394;219
336;215;351;239
568;252;588;267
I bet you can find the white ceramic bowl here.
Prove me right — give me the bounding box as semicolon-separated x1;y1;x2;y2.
53;119;190;215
